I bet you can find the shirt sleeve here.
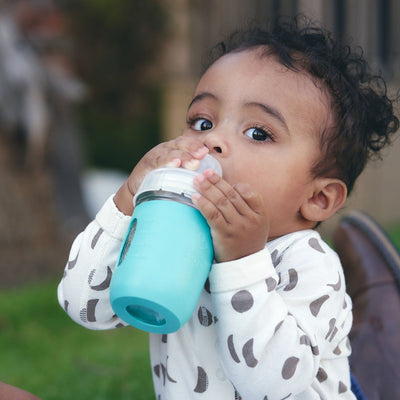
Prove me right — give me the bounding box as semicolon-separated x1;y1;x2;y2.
208;232;352;399
57;195;131;330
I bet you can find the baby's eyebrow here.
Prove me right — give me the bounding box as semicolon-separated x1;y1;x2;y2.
244;101;289;133
188;92;218;109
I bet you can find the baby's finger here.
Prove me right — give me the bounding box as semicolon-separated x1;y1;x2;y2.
153;137;208;170
199;170;255;217
233;182;265;215
192;191;228;225
155;150;186;168
193;171;250;225
172;136;209;159
154;151;198;170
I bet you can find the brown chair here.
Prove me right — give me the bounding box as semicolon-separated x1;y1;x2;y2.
333;211;400;400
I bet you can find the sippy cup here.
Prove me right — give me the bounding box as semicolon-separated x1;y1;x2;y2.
110;154;222;334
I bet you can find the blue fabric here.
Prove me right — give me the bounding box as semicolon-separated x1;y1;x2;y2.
351;373;367;400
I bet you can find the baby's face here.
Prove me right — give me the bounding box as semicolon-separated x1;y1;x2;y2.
183;48;333;238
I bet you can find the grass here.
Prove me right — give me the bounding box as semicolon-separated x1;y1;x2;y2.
0;281;154;400
2;223;400;399
387;223;400;251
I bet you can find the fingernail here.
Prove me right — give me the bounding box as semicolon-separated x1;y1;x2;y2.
194;174;205;184
192;193;201;204
193;147;209;158
165;158;181;168
184;159;200;170
203;168;214;178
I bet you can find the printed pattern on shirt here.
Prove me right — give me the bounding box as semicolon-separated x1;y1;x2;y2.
58;198;355;399
150;234;354;399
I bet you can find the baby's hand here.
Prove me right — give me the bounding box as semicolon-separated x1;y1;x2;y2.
193;169;269;262
114;136;209;215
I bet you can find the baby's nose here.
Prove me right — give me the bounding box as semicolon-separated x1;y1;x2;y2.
206;144;222;153
203;132;227;155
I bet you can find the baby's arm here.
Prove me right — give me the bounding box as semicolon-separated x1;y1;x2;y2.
59;135;210;328
209;234;352;399
57;195;131;329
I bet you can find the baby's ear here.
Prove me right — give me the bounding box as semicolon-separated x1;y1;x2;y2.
300;178;347;223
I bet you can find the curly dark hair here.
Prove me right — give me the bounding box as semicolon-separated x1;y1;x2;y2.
207;16;399;194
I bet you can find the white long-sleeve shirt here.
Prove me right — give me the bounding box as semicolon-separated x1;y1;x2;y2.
58;196;356;400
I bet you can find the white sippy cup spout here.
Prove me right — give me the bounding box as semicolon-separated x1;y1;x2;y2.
196;154;222;176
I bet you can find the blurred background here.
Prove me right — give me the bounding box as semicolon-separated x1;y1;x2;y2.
0;0;399;398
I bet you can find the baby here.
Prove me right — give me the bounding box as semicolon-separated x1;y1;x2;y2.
58;17;398;399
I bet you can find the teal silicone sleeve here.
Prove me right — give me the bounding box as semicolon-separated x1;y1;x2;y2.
110;199;213;333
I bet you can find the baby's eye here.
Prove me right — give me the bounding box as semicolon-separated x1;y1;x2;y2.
192;118;213;131
244;127;273;142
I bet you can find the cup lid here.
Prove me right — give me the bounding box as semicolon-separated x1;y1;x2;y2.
134;154;222;203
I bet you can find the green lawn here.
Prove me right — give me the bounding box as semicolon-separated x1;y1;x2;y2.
388;223;400;250
0;281;154;400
